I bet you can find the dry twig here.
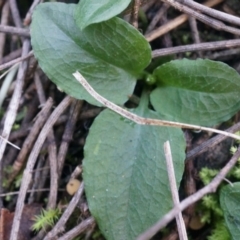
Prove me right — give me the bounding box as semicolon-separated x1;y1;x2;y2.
0;51;33;71
57;217;95;240
164;141;187;240
137;146;240;240
186;121;240;160
130;0;141;28
70;165;82;179
145;0;224;41
0;188;59;197
0;48;22;65
24;0;42;26
180;0;240;26
6;98;53;187
28;155;49;203
0;40;30;169
0;25;30;37
9;0;22;28
43;183;85;239
145;3;169;33
34;72;59;211
162;0;240;36
188;16;202;57
73;71;240;141
46;129;58;210
152;39;240;57
57;100;83;176
0;1;10;59
9;96;72;240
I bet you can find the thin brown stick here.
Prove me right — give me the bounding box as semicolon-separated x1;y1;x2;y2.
57;100;83;176
0;48;22;65
23;92;40;125
73;71;240;141
70;164;82;179
160;11;173;47
145;3;168;33
0;188;64;197
0;39;30;214
9;96;72;240
186;121;240;160
0;1;10;59
179;0;240;27
7;98;53;187
0;50;33;71
43;183;85;240
3;95;39;167
34;72;46;104
9;128;29;142
206;48;240;60
28;155;48;204
130;0;141;28
9;0;22;28
164;141;187;240
162;0;240;36
46;129;58;210
57;217;95;240
0;40;30;166
145;0;224;42
24;0;42;26
152;39;240;57
183;158;196;221
137;145;240;240
188;16;202;57
124;0;150;15
34;71;59;211
0;25;30;37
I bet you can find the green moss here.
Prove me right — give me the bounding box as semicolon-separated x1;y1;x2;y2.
199;168;218;185
208;220;231;240
32;208;61;232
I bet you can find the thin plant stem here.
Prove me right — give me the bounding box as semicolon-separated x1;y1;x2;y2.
137;146;240;240
73;71;240;141
164;141;187;240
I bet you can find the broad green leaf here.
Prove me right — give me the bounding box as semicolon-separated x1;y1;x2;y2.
220;182;240;240
83;97;185;239
31;3;151;106
150;59;240;126
75;0;131;30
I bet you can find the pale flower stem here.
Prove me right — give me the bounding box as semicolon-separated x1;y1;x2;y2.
73;71;240;141
164;141;188;240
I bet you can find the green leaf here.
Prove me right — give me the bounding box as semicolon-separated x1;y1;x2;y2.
220;182;240;240
150;59;240;126
75;0;131;30
31;3;151;106
83;98;185;239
